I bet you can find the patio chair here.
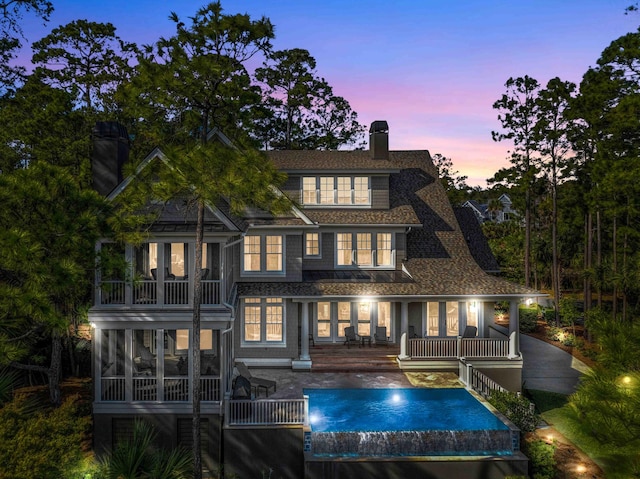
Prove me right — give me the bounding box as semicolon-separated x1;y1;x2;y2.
343;326;359;349
374;326;388;346
462;325;478;338
235;361;276;397
408;325;420;338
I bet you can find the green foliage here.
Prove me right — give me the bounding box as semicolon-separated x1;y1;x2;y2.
524;439;556;479
518;306;540;333
488;390;538;434
96;420;192;479
0;394;91;479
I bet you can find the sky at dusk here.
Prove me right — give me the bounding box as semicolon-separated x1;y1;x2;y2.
16;0;640;186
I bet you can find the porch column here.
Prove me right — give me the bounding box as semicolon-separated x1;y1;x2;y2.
300;301;310;361
292;301;312;370
399;301;409;359
508;300;521;358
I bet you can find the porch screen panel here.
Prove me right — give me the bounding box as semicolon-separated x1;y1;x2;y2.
357;302;371;336
446;301;459;336
317;302;331;338
377;302;391;330
337;302;351;337
169;243;187;277
101;329;125;377
244;298;261;341
336;233;352;266
427;302;439;336
265;298;283;341
133;329;157;375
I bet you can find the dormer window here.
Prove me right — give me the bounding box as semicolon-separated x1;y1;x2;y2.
302;176;370;206
242;235;284;274
335;232;394;268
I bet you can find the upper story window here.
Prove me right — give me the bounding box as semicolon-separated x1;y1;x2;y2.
243;235;284;274
243;297;284;345
302;176;371;206
335;232;394;268
304;232;321;257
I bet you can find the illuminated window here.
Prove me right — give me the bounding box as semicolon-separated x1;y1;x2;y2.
337;177;351;204
337;302;351;337
243;236;261;272
336;233;352;266
378;302;391;330
320;177;334;204
305;232;320;257
356;233;372;266
265;236;282;271
302;177;317;204
376;233;392;266
300;176;371;206
446;302;459;336
243;297;284;345
427;302;439;336
358;302;371;336
243;235;284;274
335;232;394;268
317;302;331;338
467;301;478;331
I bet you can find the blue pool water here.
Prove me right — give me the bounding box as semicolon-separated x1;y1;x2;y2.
305;388;509;433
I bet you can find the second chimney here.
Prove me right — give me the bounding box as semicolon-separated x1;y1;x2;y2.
369;120;389;160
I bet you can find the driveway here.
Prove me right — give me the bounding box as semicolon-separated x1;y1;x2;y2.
520;333;590;395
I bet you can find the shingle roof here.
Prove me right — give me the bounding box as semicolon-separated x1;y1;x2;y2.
237;149;540;299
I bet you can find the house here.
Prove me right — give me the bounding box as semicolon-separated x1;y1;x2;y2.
89;120;540;475
463;193;516;223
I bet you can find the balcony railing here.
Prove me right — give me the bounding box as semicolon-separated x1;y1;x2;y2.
100;376;221;402
98;279;222;307
408;338;509;359
227;398;307;426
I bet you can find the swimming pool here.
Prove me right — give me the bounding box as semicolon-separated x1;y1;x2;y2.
304;388;516;457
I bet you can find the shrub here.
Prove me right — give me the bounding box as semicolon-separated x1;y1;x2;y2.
542;308;556;324
524;439;556;479
519;306;539;333
546;326;563;341
0;394;92;479
488;390;538;434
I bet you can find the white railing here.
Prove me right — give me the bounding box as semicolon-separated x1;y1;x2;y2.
101;377;125;401
409;338;457;357
461;338;509;358
227;398;307;426
409;338;509;359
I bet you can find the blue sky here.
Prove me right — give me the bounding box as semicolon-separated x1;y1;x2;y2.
17;0;639;185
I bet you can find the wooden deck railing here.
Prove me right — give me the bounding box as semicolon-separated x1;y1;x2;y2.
227;398;307;426
100;376;220;402
408;338;509;359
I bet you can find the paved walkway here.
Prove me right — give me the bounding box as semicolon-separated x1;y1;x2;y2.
520;333;590;395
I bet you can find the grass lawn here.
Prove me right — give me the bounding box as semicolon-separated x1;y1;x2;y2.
527;389;627;479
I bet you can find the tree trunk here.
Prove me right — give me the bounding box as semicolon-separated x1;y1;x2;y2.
525;189;531;288
612;215;617;320
192;198;205;479
584;212;593;342
49;331;62;405
596;209;602;308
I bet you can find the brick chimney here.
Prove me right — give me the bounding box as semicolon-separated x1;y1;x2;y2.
91;122;129;196
369;120;389;160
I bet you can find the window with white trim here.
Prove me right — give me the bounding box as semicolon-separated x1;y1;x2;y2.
305;232;320;257
242;297;284;345
301;176;370;206
335;232;394;268
242;235;284;273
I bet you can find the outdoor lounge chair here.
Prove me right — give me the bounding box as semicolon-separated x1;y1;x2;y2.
343;326;359;349
374;326;388;346
235;361;276;397
462;325;478;338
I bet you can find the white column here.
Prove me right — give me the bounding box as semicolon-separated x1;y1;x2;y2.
508;300;521;358
399;301;409;359
300;301;310;361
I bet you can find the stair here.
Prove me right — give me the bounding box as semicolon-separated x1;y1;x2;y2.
310;344;400;372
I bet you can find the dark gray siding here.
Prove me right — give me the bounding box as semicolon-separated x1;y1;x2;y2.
371;175;390;209
302;232;335;270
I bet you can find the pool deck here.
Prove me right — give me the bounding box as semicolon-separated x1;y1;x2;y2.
250;370;463;399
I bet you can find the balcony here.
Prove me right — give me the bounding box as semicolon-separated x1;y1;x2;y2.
97;278;223;307
100;375;221;403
